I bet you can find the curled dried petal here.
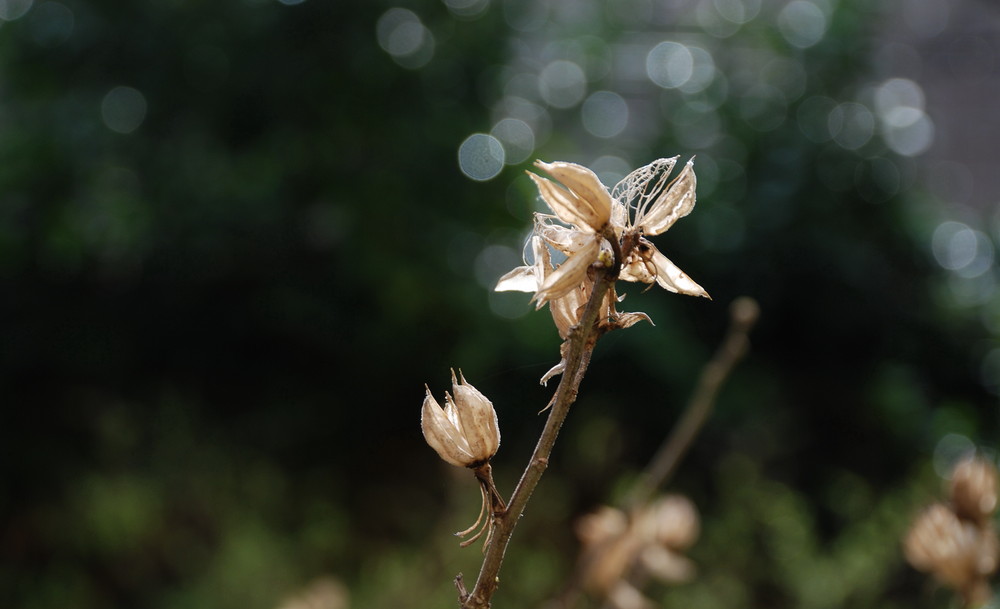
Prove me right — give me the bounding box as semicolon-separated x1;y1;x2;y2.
451;370;501;461
646;243;710;299
421;389;475;467
534;237;601;308
635;158;697;236
533;160;612;232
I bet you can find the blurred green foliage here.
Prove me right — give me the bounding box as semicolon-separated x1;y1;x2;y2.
1;0;997;607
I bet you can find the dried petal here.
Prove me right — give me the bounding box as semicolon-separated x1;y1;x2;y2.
534;237;601;307
550;282;587;340
611;311;653;330
451;370;500;462
421;389;475;467
539;360;565;386
494;265;538;293
634;158;697;236
537;222;595;256
534;160;612;232
611;157;679;215
950;456;999;523
495;236;550;293
647;245;709;298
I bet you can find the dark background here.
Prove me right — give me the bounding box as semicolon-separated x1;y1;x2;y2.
1;0;998;607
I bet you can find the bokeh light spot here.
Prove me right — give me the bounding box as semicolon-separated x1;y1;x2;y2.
828;102;874;150
646;41;693;89
26;1;73;46
490;118;535;165
590;155;631;187
874;78;925;116
713;0;760;24
777;1;827;49
538;60;586;109
458;133;505;181
580;91;628;139
932;221;994;277
881;107;934;157
0;0;33;21
375;8;435;69
101;86;147;134
679;46;717;94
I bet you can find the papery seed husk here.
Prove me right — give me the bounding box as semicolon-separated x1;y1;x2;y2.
534;160;612;231
451;371;500;462
538;223;595;256
535;237;601;307
421;389;476;467
550;282;587;339
636;158;697;236
646;241;710;299
528;173;598;233
495;265;538;293
612;157;679;211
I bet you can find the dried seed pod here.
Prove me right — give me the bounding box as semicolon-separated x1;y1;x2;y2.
950;456;999;524
421;370;500;468
903;503;987;589
637;495;700;551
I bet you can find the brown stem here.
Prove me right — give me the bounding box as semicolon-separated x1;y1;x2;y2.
459;269;615;609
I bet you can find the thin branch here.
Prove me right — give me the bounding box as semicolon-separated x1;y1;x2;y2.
623;296;760;512
460;268;616;609
550;297;759;609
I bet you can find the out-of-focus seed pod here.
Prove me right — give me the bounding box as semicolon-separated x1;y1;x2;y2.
575;506;628;546
950;456;999;524
637;495;700;551
904;503;986;589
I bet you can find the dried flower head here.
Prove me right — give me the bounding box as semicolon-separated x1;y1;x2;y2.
575;496;700;608
497;156;708;313
611;157;707;298
421;370;500;468
904;502;998;605
421;371;506;549
528;160;612;233
950;456;999;524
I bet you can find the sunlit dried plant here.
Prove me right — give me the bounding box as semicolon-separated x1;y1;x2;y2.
420;156;723;609
421;370;505;548
904;455;999;608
